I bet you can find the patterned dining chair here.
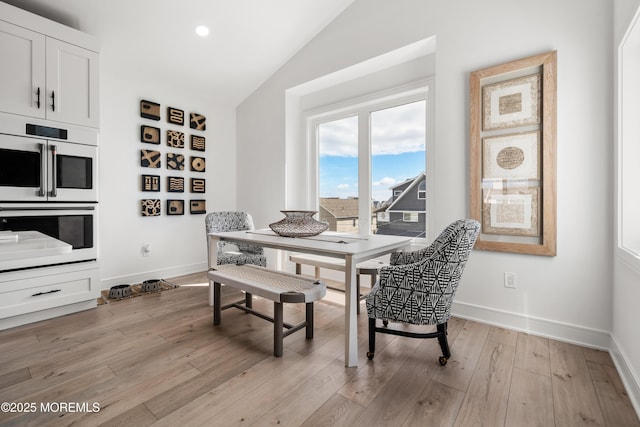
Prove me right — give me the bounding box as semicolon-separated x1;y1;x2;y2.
205;211;267;268
365;219;480;365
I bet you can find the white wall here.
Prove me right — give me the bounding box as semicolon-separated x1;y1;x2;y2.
237;0;613;347
99;73;236;286
613;0;640;414
59;4;238;286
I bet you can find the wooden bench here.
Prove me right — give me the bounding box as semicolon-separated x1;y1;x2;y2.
288;253;384;314
208;264;326;357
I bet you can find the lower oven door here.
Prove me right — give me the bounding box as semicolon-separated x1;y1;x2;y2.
0;204;98;272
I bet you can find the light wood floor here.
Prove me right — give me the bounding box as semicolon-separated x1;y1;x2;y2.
0;271;638;427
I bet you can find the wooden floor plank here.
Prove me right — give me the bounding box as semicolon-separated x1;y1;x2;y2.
97;403;158;427
300;394;366;427
550;340;606;426
253;358;358;426
588;360;640;426
402;380;465;427
0;367;31;389
452;340;515;427
431;320;491;392
0;271;637;426
505;368;554;427
514;332;551;377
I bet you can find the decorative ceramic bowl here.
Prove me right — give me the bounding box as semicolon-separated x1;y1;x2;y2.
269;210;329;237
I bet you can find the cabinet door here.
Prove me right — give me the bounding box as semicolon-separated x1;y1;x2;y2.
45;38;99;128
0;20;46;118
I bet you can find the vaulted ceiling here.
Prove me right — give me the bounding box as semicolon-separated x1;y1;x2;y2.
2;0;355;105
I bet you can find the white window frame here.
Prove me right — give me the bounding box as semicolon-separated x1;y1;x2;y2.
617;5;640;272
304;79;434;242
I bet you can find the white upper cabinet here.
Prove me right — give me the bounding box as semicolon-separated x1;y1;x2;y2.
0;12;99;129
45;38;99;128
0;20;46;119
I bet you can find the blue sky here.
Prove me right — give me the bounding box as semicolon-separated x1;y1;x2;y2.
318;100;426;202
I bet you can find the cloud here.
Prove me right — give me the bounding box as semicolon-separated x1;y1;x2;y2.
318;101;426;157
318;116;358;157
336;183;350;189
373;176;397;187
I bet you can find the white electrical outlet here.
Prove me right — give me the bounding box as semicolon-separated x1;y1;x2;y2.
142;243;151;256
504;272;516;288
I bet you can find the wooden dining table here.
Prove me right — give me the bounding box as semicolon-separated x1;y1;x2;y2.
207;229;412;367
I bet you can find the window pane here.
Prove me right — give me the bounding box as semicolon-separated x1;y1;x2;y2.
371;100;426;237
318;116;359;233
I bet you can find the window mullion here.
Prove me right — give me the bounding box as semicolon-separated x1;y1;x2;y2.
358;110;371;235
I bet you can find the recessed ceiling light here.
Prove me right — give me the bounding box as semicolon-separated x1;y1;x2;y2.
195;25;209;37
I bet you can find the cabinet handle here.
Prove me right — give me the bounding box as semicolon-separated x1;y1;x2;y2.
32;289;61;297
51;90;55;112
36;87;41;109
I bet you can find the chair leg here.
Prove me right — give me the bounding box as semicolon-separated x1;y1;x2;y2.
437;322;450;365
274;302;284;357
367;317;376;360
213;282;222;325
305;302;314;339
245;292;253;309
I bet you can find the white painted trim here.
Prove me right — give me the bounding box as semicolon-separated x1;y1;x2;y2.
617;1;640;270
610;334;640;418
452;300;611;349
100;261;208;289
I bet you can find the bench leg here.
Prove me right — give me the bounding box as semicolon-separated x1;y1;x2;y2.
295;263;301;275
306;302;314;339
245;292;253;309
274;302;284;357
213;281;222;325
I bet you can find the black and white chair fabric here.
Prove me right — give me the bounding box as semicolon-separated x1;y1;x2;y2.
365;219;480;365
205;211;267;267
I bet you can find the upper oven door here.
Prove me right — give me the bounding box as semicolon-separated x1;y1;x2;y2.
47;141;97;202
0;134;47;202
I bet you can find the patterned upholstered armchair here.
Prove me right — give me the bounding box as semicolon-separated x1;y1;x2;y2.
205;211;267;268
365;219;480;365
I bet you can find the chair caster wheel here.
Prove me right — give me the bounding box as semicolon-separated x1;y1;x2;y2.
367;352;375;360
382;320;389;327
439;356;448;366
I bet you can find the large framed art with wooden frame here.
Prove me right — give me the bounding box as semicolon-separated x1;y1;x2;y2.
470;51;557;256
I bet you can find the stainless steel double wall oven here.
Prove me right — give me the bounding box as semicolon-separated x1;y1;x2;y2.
0;117;98;272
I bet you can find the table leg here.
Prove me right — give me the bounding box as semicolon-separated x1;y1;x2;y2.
344;255;358;367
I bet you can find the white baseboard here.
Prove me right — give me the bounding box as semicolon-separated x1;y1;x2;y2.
610;335;640;418
452;300;611;350
100;262;208;289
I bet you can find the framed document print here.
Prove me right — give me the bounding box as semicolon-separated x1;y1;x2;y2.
470;51;557;256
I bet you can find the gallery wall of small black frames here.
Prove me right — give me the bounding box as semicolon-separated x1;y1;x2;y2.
139;99;207;217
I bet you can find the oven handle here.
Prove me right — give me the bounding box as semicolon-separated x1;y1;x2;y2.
38;143;46;197
0;206;95;211
49;144;57;198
